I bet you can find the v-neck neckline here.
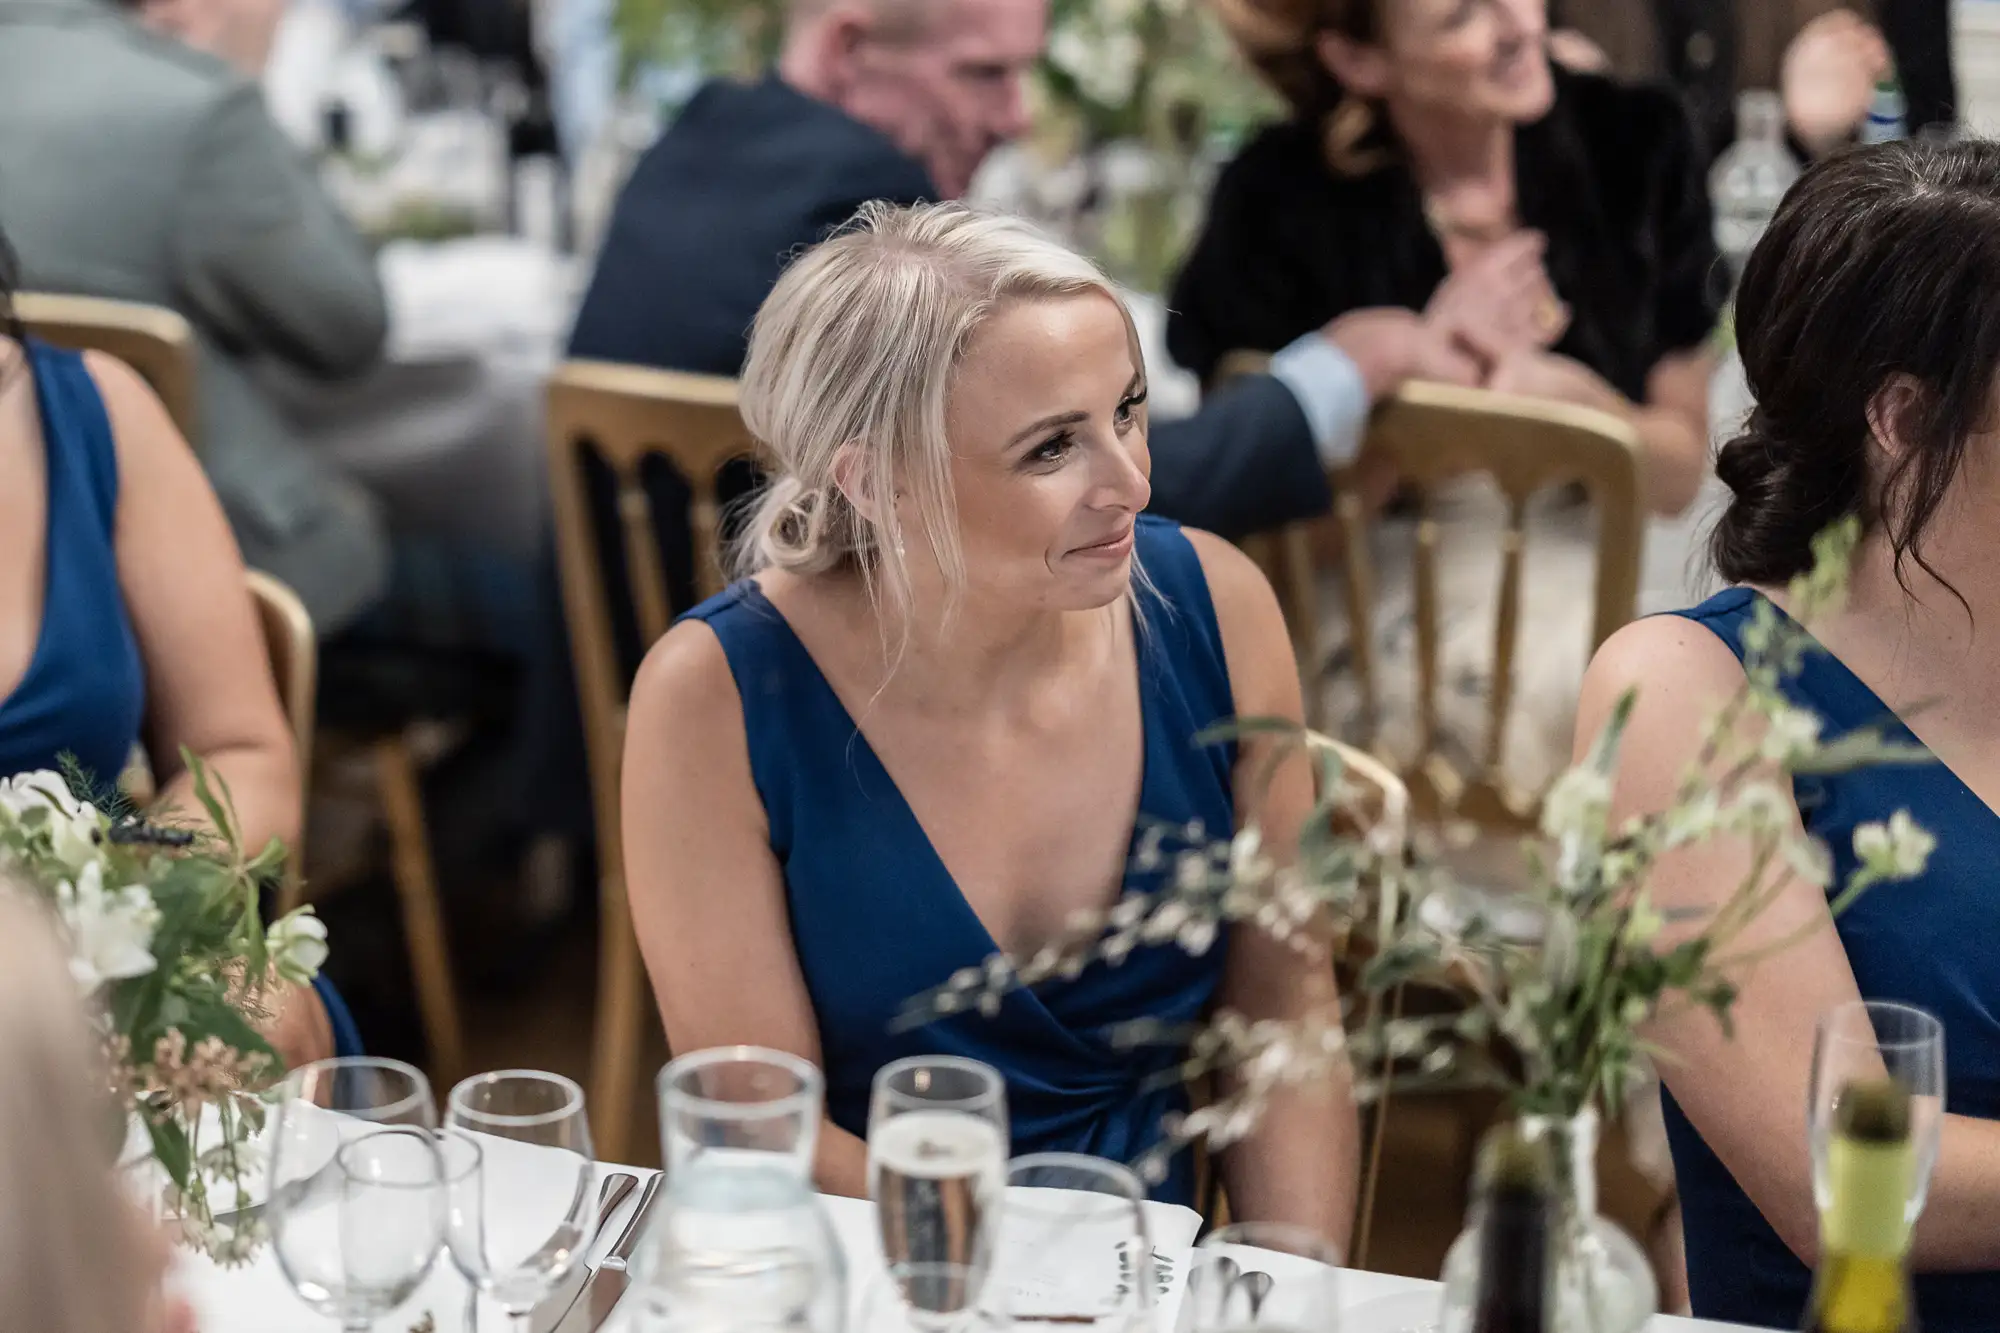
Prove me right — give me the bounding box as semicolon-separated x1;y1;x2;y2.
736;579;1159;960
1740;587;2000;827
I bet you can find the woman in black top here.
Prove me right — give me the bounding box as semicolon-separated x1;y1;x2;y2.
1174;0;1722;516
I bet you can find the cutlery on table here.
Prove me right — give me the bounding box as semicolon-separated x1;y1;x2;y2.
551;1172;665;1333
1234;1269;1273;1320
526;1171;643;1333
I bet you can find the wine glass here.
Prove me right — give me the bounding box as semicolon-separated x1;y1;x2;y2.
658;1046;822;1178
444;1071;597;1333
268;1057;441;1331
1810;1000;1946;1221
868;1057;1009;1325
1178;1224;1341;1333
988;1154;1152;1332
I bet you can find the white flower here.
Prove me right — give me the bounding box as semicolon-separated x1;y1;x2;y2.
1781;835;1835;888
1853;810;1936;881
1662;790;1722;849
0;770;106;871
1723;782;1794;837
266;910;329;985
1539;767;1612;842
1759;704;1825;764
1177;917;1219;956
56;861;160;991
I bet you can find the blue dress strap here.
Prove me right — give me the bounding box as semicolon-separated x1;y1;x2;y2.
1133;516;1235;742
26;340;120;534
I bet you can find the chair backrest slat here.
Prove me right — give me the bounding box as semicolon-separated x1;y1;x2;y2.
1482;494;1530;779
15;292;199;443
545;359;759;876
1410;507;1443;762
1261;379;1644;830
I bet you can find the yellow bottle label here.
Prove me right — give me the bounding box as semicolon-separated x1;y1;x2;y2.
1822;1136;1915;1260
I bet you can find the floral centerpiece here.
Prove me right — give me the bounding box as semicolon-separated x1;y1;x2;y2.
909;519;1934;1327
0;755;325;1263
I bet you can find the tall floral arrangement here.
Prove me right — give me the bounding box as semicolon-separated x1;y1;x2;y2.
0;756;325;1262
1034;0;1274;290
909;518;1934;1158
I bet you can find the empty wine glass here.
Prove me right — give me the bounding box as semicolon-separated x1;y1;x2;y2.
1810;1000;1946;1222
868;1057;1009;1327
444;1071;597;1333
658;1046;822;1178
268;1057;440;1331
988;1154;1153;1332
1179;1224;1341;1333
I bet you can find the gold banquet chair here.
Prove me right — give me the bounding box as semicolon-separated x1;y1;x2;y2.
14;292;199;441
547;360;760;1163
1221;365;1651;1271
247;571;317;906
1312;379;1640;832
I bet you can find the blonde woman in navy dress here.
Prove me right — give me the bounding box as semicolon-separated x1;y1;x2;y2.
621;202;1360;1235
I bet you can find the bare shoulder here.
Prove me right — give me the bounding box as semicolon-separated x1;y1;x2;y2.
1577;612;1751;782
79;350;192;483
628;617;744;737
1175;525;1297;712
1178;526;1274;611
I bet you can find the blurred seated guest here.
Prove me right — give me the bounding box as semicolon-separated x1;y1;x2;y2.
1174;0;1720;795
623;202;1361;1226
1577;139;2000;1330
0;888;198;1333
1549;1;1952;164
0;0;392;636
569;0;1450;615
1180;0;1718;518
0;236;346;1069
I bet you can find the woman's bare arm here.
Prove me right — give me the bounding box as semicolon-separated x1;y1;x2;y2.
623;618;869;1193
1187;530;1360;1245
1578;614;2000;1268
89;353;325;1066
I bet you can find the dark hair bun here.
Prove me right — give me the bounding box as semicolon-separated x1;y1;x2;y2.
1710;408;1862;586
1707;139;2000;590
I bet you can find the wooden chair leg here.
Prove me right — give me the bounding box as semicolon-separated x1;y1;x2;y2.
589;872;649;1164
371;736;468;1089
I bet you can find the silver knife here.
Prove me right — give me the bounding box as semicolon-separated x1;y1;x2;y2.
552;1172;665;1333
528;1171;642;1333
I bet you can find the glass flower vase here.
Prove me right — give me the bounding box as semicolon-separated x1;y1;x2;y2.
1438;1107;1657;1333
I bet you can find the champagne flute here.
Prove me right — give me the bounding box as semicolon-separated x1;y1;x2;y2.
268;1057;440;1331
990;1154;1152;1332
443;1071;596;1333
1810;1000;1945;1223
868;1057;1009;1326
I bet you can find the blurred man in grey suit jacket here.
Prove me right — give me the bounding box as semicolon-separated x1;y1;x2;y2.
0;0;392;633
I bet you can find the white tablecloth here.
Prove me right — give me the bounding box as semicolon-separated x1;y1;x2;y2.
183;1149;1762;1333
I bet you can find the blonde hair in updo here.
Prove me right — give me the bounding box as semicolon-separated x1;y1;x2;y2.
736;201;1139;625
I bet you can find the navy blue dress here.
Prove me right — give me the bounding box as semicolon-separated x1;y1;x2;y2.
0;340;360;1056
1664;588;2000;1329
683;516;1237;1203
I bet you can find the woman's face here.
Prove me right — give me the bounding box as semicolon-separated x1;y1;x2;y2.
1326;0;1555;125
922;291;1151;615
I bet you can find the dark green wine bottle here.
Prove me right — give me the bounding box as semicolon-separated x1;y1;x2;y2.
1469;1123;1558;1333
